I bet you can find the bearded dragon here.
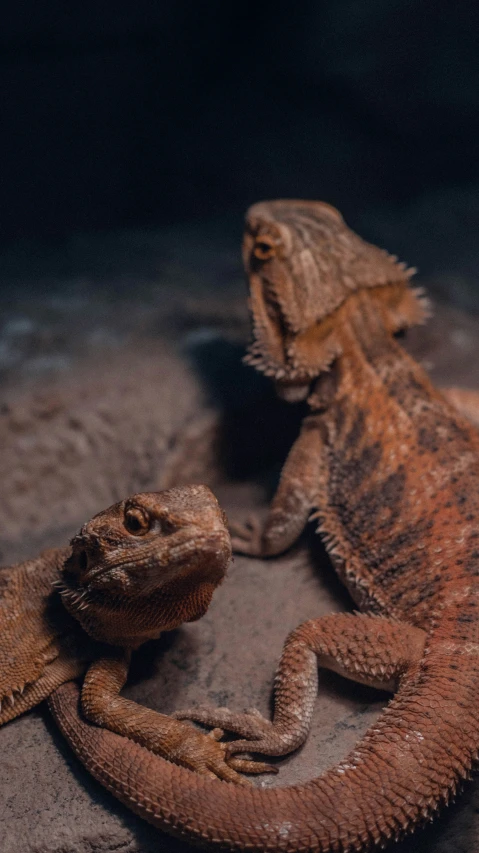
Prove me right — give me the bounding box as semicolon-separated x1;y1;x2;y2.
50;200;479;852
0;485;270;784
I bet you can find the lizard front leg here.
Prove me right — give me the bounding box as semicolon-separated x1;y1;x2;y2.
232;387;479;558
231;415;325;556
175;613;426;759
81;650;273;784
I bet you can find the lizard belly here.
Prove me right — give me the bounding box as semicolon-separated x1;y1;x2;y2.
321;392;479;626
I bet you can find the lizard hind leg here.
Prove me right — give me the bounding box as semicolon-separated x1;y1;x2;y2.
174;613;427;760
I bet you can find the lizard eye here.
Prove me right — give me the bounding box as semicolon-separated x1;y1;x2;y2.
124;507;150;535
253;236;276;261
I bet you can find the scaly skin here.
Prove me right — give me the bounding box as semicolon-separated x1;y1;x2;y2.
1;485;270;783
49;200;479;852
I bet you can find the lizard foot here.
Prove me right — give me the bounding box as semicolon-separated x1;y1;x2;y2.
229;516;265;555
169;722;275;783
174;705;287;759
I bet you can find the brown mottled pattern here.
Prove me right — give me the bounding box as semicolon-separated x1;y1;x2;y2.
320;294;479;625
45;201;479;853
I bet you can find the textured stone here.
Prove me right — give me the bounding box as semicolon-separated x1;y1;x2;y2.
0;344;220;562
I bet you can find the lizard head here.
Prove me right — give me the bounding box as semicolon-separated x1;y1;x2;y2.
243;199;428;402
60;485;231;647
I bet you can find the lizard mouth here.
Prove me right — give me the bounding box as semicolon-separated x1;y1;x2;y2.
165;529;231;586
64;534;103;584
64;544;89;579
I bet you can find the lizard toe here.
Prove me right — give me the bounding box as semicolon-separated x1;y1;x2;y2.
228;755;278;775
225;724;299;758
173;705;273;741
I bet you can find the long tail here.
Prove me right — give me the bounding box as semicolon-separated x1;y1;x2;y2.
49;629;479;853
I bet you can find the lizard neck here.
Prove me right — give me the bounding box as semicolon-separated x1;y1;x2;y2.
60;573;220;648
309;289;435;414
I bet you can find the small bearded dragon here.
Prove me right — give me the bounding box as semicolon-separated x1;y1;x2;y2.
0;485;269;784
50;201;479;852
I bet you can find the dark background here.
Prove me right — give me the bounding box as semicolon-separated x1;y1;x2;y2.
1;0;479;326
2;2;479;240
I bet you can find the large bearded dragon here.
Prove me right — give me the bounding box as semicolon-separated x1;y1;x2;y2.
50;200;479;852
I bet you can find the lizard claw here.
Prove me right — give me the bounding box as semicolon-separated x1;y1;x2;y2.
227;755;278;775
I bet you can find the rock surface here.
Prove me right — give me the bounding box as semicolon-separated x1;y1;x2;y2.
0;344;222;560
